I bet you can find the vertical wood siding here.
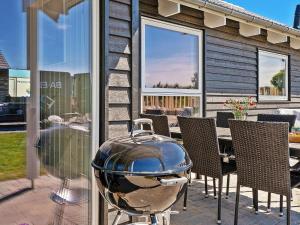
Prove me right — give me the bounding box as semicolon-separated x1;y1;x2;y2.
140;0;300;119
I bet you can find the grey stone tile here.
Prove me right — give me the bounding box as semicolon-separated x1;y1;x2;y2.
1;174;300;225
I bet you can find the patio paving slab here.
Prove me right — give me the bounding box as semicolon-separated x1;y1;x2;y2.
0;174;300;225
171;175;300;225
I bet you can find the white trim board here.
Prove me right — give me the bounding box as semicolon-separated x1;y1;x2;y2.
258;50;289;102
141;17;203;95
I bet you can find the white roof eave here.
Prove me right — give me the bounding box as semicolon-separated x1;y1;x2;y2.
175;0;300;40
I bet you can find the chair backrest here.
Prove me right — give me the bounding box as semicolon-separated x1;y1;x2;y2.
140;114;170;137
145;109;164;115
229;120;290;196
178;116;222;178
257;114;296;132
216;112;235;128
277;108;300;127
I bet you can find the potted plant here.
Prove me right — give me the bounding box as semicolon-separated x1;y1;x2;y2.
224;97;256;120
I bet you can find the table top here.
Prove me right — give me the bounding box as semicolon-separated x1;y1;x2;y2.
170;127;300;156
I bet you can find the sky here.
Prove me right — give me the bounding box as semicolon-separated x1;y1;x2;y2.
145;25;199;89
0;0;27;69
0;0;90;75
225;0;299;26
145;1;300;90
0;0;298;75
259;54;286;87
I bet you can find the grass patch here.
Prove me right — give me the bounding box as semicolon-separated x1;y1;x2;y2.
0;132;26;181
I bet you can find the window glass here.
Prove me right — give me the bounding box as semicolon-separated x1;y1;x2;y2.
259;51;288;100
141;18;203;124
142;95;201;126
143;20;200;91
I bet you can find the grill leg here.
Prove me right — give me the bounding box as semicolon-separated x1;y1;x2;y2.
287;194;291;225
279;195;283;217
217;177;223;224
213;178;217;199
188;170;192;186
48;179;69;225
234;180;240;225
183;185;188;210
267;192;271;213
252;189;258;214
205;176;208;198
48;203;65;225
112;211;122;225
150;214;158;225
225;174;230;199
129;216;133;223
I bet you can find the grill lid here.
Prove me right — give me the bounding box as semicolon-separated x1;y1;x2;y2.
92;119;192;175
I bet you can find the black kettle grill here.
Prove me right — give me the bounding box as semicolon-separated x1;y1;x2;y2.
92;118;192;225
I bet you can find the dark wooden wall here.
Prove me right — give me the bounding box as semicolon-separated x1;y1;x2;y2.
107;0;300;139
140;0;300;119
107;0;139;138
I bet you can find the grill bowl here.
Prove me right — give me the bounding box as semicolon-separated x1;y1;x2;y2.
92;120;192;215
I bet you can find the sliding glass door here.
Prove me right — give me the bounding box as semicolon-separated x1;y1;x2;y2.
37;0;92;224
0;0;95;224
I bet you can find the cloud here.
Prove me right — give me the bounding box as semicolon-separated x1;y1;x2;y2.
56;24;70;30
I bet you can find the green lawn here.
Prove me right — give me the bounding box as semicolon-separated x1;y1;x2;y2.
0;132;27;181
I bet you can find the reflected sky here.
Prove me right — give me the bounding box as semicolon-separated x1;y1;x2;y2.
145;25;199;89
0;1;27;69
259;54;286;87
0;0;90;75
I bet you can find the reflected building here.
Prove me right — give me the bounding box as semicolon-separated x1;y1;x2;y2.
9;69;30;98
0;51;10;102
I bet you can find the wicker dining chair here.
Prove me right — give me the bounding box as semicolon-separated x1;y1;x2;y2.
257;114;296;132
257;113;297;212
140;114;171;137
217;112;235;157
216;112;235;128
178;116;236;224
229;120;300;225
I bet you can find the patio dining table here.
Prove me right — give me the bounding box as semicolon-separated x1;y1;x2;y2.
170;127;300;158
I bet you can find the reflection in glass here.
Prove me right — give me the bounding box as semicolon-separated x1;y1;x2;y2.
0;0;92;224
0;1;28;189
259;51;288;99
9;69;31;97
142;95;200;126
38;0;92;224
0;1;27;69
144;25;199;90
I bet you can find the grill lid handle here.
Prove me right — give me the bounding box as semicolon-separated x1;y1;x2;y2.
131;118;154;137
159;177;188;186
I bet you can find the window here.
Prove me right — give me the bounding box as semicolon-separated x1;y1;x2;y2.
141;18;203;122
259;50;289;101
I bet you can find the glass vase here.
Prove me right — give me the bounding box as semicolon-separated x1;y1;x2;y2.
234;112;247;120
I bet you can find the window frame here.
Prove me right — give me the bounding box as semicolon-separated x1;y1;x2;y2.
141;17;203;95
258;50;289;101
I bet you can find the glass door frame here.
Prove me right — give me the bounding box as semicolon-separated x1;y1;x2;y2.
91;0;100;224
